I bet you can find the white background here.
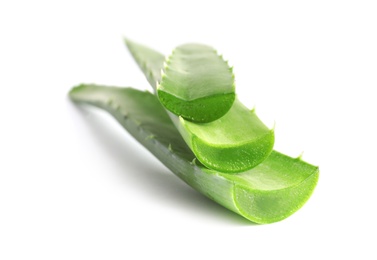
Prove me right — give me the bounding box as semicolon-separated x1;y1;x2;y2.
1;0;376;259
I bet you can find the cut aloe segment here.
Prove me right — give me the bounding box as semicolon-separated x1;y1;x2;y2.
171;100;274;173
125;39;274;173
158;44;235;122
69;85;319;224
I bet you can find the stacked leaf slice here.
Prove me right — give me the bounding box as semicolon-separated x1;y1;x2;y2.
158;43;236;123
69;39;319;224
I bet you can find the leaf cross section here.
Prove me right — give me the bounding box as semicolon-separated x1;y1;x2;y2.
158;44;235;122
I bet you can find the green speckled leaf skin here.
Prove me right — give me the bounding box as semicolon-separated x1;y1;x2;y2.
69;85;319;224
158;44;235;122
125;39;274;173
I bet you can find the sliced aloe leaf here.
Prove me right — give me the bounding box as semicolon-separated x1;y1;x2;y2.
158;44;235;122
69;85;319;224
124;39;274;173
171;100;274;173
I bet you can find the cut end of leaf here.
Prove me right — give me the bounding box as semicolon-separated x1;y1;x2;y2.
157;88;236;122
233;171;319;224
192;129;275;173
231;151;320;223
158;43;236;122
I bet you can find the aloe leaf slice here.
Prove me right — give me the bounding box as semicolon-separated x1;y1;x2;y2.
125;39;274;173
158;44;235;122
171;101;274;173
69;85;319;224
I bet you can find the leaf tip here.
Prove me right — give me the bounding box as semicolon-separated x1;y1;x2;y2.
123;36;130;44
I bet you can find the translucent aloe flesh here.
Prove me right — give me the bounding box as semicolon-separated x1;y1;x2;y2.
69;85;319;224
158;44;235;122
125;39;274;173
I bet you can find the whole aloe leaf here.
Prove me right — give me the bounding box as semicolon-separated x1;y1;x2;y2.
69;85;319;224
125;39;274;173
158;44;235;122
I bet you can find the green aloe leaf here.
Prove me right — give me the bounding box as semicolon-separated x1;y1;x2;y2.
125;39;165;88
69;85;319;224
158;44;235;122
125;39;274;173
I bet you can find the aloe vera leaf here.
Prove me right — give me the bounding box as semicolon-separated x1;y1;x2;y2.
125;39;274;173
157;44;235;122
69;85;319;224
125;39;165;88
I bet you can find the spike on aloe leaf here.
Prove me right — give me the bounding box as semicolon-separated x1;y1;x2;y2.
145;135;155;140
